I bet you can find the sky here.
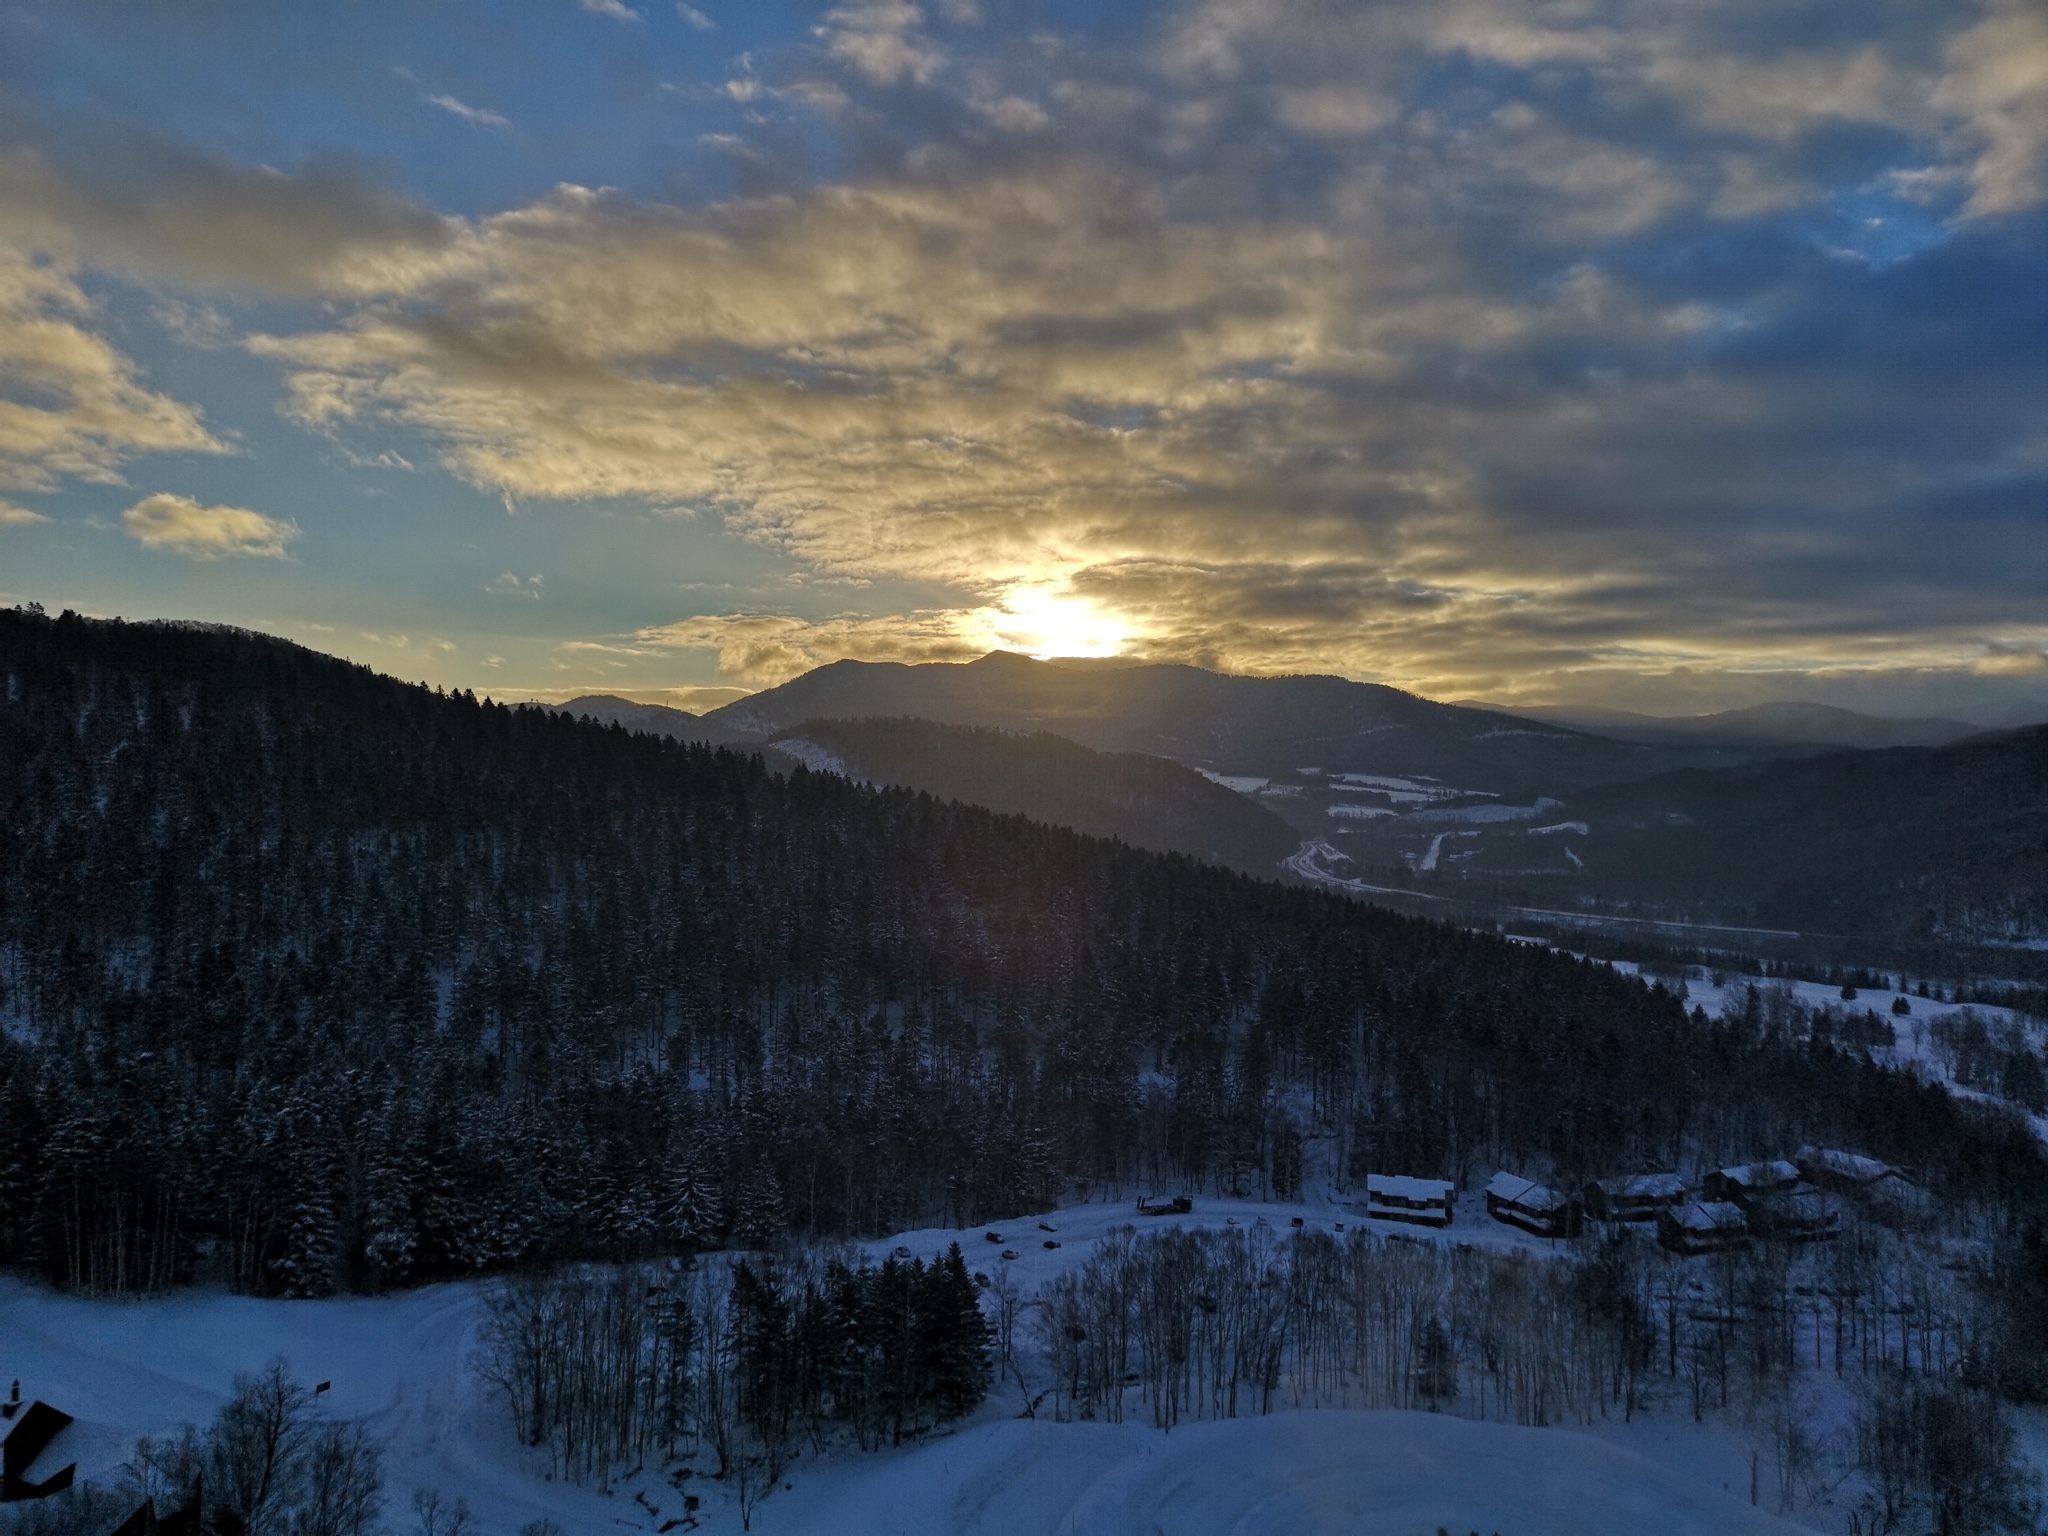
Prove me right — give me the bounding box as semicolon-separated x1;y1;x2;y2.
0;0;2044;720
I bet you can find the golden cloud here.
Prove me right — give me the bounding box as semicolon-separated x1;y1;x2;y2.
122;492;298;559
0;247;224;491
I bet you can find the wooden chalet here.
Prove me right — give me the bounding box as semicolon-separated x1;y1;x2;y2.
1702;1159;1801;1206
1;1394;76;1504
1656;1200;1750;1255
1484;1172;1581;1238
1365;1174;1455;1228
1795;1146;1907;1197
1747;1186;1842;1244
1584;1172;1687;1223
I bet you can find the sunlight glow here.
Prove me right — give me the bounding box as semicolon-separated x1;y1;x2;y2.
991;585;1130;661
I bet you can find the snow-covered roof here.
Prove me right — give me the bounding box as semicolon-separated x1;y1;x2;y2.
1668;1201;1746;1233
1599;1172;1687;1201
1486;1172;1567;1212
1796;1147;1893;1184
1717;1160;1799;1189
1367;1174;1454;1204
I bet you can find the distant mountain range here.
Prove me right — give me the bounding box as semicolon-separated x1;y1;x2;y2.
1460;699;1985;751
558;693;740;746
698;652;1744;796
560;665;2048;956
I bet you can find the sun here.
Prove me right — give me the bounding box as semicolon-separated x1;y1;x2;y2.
992;585;1129;660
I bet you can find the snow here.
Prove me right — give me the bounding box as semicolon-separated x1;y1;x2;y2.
1197;771;1269;794
770;737;847;776
0;1260;1822;1536
1324;802;1394;819
1529;820;1590;836
748;1411;1817;1536
1329;773;1473;803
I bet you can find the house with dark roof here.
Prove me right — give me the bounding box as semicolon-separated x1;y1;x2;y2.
1702;1159;1801;1206
1657;1200;1750;1255
1584;1172;1688;1222
1;1394;77;1504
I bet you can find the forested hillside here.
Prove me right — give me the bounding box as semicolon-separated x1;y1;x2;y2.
1448;730;2048;947
1;609;2042;1301
768;716;1298;875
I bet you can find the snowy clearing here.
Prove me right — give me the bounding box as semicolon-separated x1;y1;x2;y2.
0;1190;1705;1536
744;1411;1813;1536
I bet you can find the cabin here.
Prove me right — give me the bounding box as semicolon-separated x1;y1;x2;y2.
1657;1200;1750;1255
1795;1147;1906;1197
1484;1172;1581;1238
1584;1172;1688;1223
1748;1186;1842;1243
1136;1195;1193;1216
1702;1159;1801;1206
1;1396;77;1504
1365;1174;1455;1228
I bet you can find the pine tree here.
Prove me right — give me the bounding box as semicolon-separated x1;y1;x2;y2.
918;1244;992;1423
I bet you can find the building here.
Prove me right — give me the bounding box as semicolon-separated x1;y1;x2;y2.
1584;1172;1688;1222
1366;1174;1455;1228
1657;1200;1750;1255
1484;1172;1581;1238
1;1396;77;1504
1795;1146;1905;1196
1702;1159;1801;1206
1748;1186;1842;1243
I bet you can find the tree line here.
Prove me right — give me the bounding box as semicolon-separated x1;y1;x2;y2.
475;1246;989;1527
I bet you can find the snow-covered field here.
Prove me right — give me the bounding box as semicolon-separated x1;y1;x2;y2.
3;1189;1824;1536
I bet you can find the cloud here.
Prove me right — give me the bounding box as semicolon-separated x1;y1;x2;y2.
817;1;946;88
581;0;642;19
1933;4;2048;219
122;493;298;559
0;143;457;297
640;611;996;684
429;94;514;131
0;500;49;525
0;247;225;492
11;0;2043;715
486;571;545;598
676;3;714;27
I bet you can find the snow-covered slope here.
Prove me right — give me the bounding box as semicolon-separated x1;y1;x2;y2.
0;1181;1832;1536
0;1260;1816;1536
752;1410;1814;1536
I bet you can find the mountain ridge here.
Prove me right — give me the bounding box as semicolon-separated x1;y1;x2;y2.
700;651;1722;795
1459;699;1985;751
